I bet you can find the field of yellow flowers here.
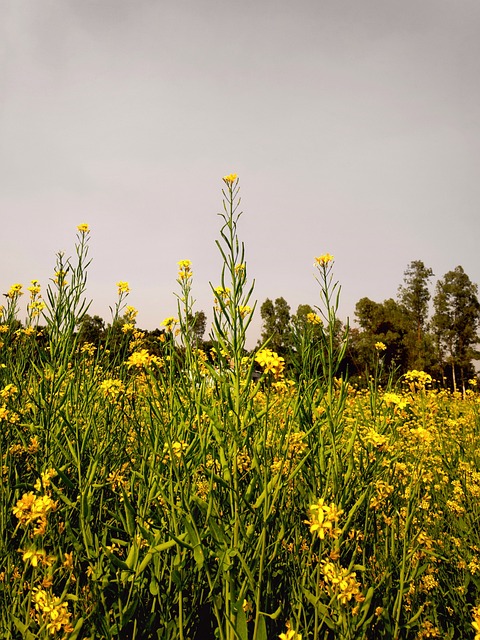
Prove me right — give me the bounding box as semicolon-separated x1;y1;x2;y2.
1;176;480;639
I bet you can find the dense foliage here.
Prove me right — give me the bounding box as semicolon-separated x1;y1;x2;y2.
1;177;480;639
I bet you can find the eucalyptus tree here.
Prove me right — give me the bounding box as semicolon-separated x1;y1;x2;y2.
432;266;480;391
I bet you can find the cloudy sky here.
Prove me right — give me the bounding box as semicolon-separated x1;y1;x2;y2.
2;0;480;347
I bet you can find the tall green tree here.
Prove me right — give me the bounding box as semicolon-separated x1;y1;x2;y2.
432;266;480;391
77;314;106;346
354;297;410;375
259;297;291;355
186;310;207;347
397;260;435;370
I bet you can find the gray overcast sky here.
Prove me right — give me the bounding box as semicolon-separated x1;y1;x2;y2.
2;0;480;347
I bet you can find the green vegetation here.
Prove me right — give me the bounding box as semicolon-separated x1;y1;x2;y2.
1;176;480;639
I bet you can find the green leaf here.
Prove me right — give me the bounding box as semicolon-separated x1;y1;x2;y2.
235;607;248;640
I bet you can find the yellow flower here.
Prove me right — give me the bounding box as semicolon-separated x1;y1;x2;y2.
77;223;89;233
306;312;322;326
305;499;343;540
63;552;74;571
472;604;480;640
374;341;387;351
255;348;285;379
279;621;302;640
7;283;23;298
238;305;252;318
178;259;193;280
223;173;238;184
100;378;125;398
163;440;188;463
314;254;334;267
161;316;178;331
22;548;46;567
116;281;130;295
126;350;152;368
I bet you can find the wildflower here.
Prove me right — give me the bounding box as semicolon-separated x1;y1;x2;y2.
322;561;364;606
100;378;125;399
63;552;74;571
472;604;480;640
314;254;334;267
54;270;68;286
27;280;42;296
0;384;18;399
32;587;74;635
126;349;152;368
223;173;238;184
255;348;285;379
161;316;178;332
34;469;57;492
374;341;387;351
383;392;409;410
279;621;302;640
306;312;322;325
214;286;231;299
177;259;193;280
124;305;138;321
238;305;252;318
163;440;188;463
12;491;58;533
21;548;47;567
305;499;343;540
404;370;433;388
77;223;89;233
7;283;23;298
80;342;96;356
116;281;130;295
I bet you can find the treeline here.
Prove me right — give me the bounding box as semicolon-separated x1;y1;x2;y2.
10;260;477;391
258;260;480;391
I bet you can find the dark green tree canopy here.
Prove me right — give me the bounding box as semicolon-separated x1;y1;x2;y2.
259;297;291;355
397;260;434;332
432;265;480;389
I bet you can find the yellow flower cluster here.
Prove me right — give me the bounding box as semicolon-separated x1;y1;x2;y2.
223;173;238;184
404;370;433;388
29;300;46;316
161;316;178;332
21;547;54;568
32;587;74;635
126;350;162;368
306;312;322;326
279;621;302;640
177;259;193;280
99;378;125;399
27;279;41;296
383;392;409;410
7;283;23;299
34;468;56;493
77;223;90;233
255;348;285;379
375;341;387;351
305;499;343;540
472;604;480;640
314;254;334;267
0;384;18;399
238;305;252;318
116;281;130;295
12;491;58;536
322;561;364;606
162;440;188;463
